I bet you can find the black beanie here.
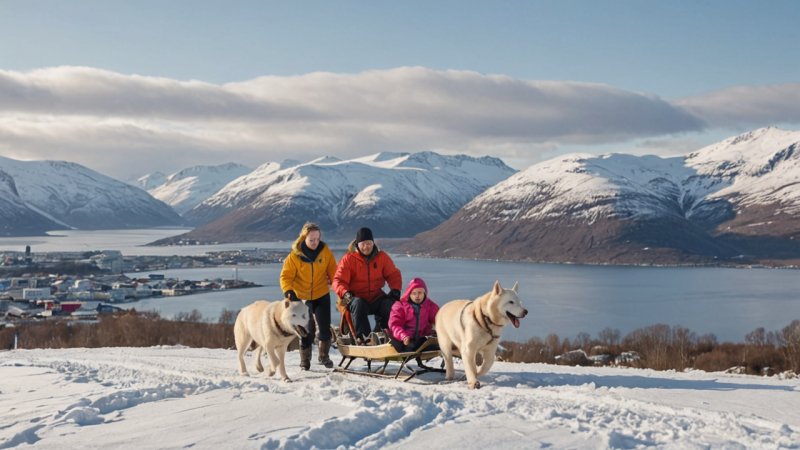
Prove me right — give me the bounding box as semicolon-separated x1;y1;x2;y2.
355;227;374;244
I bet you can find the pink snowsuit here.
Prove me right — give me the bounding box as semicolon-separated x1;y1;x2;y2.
388;277;439;342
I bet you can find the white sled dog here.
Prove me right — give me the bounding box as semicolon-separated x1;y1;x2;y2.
436;280;528;389
235;299;308;382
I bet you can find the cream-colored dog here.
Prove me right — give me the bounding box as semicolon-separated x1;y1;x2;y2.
234;299;308;381
436;281;528;389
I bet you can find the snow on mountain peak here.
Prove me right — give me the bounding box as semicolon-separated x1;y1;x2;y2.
304;156;341;165
0;156;181;231
182;151;517;239
147;163;252;215
137;171;166;190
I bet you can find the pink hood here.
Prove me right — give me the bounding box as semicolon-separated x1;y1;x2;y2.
389;277;439;341
401;277;428;303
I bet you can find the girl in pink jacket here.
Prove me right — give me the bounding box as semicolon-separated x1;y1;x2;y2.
388;277;440;352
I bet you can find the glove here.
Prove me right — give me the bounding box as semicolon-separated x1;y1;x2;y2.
342;292;354;306
389;289;401;301
284;290;298;302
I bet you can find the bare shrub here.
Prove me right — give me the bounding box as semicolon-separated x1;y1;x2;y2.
597;328;621;347
623;324;672;370
781;320;800;372
694;343;745;372
9;310;234;350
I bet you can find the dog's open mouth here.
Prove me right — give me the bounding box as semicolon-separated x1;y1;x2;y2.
506;312;521;328
294;325;308;338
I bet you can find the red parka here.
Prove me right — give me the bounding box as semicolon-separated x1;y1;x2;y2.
389;277;439;342
332;243;402;303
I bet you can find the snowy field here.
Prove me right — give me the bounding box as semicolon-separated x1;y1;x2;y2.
2;346;799;449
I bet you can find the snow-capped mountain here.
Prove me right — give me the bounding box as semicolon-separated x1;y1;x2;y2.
0;168;66;236
181;159;300;225
136;171;166;191
402;127;800;265
144;163;252;215
0;156;182;234
168;152;516;242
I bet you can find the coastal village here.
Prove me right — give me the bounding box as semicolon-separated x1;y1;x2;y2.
0;247;283;325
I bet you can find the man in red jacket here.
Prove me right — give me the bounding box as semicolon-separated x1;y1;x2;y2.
333;227;402;341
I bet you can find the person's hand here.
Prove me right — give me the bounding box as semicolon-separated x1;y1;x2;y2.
284;290;298;301
342;292;354;306
389;289;401;301
402;336;411;346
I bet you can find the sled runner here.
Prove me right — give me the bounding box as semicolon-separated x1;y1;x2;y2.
333;294;450;382
331;326;445;382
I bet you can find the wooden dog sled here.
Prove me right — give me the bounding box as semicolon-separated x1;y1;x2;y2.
334;333;445;382
332;295;447;382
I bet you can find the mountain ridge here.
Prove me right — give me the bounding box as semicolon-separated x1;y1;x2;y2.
399;127;800;265
156;151;517;243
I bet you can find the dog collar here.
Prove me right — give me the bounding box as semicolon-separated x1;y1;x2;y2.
274;317;293;338
461;301;500;341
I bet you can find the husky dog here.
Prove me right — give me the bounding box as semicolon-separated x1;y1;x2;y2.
436;281;528;389
234;299;309;382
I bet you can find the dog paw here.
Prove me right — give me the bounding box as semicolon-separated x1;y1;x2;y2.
468;380;481;390
267;370;276;377
239;371;249;377
282;377;292;383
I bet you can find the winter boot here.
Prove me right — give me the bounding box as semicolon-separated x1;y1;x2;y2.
299;346;312;371
317;340;334;369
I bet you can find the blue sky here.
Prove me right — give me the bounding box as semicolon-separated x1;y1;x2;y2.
1;0;799;178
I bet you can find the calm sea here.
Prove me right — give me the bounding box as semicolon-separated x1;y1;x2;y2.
2;229;799;343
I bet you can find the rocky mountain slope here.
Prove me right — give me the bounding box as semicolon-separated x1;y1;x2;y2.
400;127;800;265
143;163;252;215
0;156;182;235
160;152;516;243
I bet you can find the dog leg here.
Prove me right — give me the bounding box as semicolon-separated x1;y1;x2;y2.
234;320;251;375
438;333;455;381
462;344;481;389
264;345;282;379
477;346;496;377
254;346;265;373
236;339;251;376
275;344;290;382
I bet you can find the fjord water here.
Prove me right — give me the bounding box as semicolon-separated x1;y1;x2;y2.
3;229;799;343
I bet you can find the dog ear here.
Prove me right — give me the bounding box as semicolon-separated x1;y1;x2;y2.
283;298;291;308
493;280;502;295
511;281;519;293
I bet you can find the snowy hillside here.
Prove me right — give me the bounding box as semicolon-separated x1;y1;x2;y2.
144;163;252;215
173;152;515;242
0;156;182;233
0;168;65;236
404;127;800;264
2;346;798;449
135;171;166;191
181;159;300;225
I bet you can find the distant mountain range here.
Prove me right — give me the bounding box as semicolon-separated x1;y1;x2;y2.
400;127;800;265
4;127;799;266
141;163;252;215
155;152;516;243
0;156;181;236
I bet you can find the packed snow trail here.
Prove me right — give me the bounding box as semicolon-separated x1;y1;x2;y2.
1;346;799;449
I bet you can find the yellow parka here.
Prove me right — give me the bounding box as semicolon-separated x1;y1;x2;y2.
279;241;337;301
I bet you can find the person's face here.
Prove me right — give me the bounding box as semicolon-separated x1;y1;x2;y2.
305;230;320;250
409;287;426;303
357;240;374;254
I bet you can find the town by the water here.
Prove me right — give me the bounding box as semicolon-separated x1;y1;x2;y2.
0;246;283;324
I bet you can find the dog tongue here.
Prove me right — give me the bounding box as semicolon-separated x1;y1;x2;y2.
512;317;520;328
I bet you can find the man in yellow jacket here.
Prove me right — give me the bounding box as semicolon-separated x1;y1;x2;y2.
280;222;338;369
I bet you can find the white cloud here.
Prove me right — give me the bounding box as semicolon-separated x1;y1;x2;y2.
0;66;710;178
676;83;800;127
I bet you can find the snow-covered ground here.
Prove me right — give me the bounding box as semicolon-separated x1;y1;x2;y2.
2;346;799;449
